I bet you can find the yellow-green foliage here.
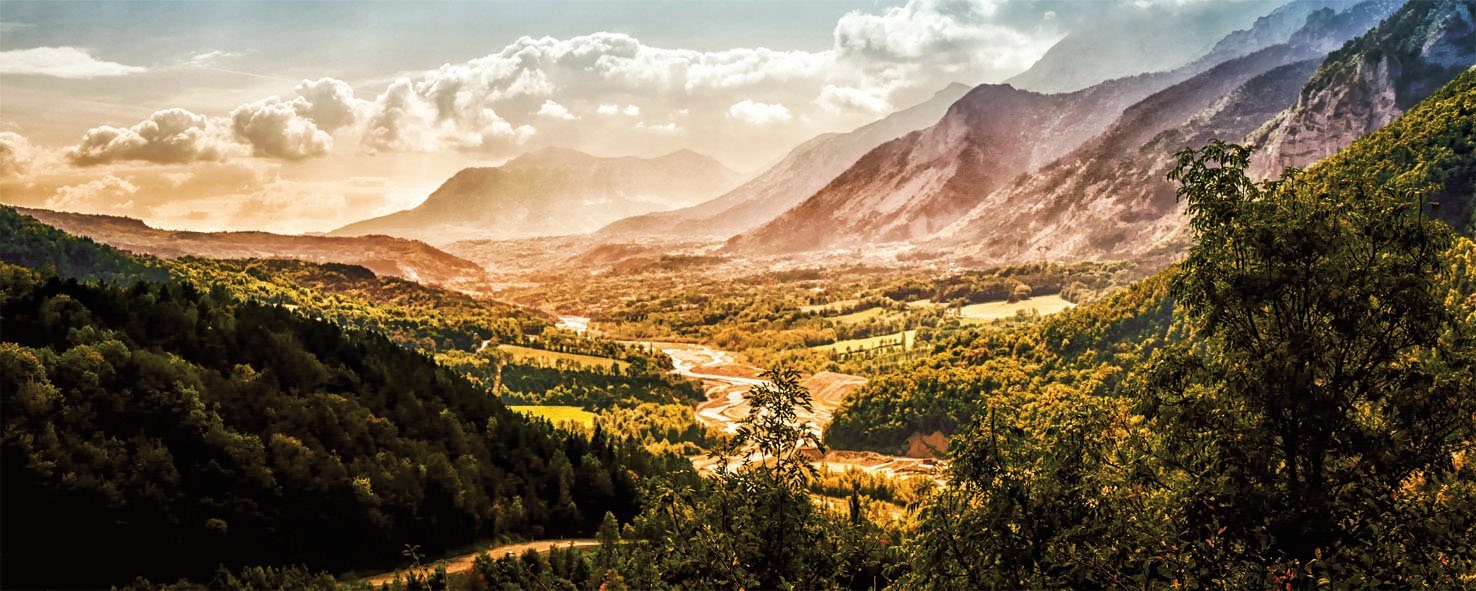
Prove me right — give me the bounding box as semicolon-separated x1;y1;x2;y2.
509;405;598;429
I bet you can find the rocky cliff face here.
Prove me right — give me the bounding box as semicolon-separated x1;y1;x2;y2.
1248;0;1475;177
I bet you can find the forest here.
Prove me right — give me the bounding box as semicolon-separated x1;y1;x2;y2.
0;237;689;586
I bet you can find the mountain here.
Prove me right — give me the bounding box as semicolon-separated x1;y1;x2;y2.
935;0;1405;264
594;83;972;241
14;207;485;285
723;0;1402;258
333;147;741;244
723;71;1190;256
1249;0;1476;177
1004;0;1282;94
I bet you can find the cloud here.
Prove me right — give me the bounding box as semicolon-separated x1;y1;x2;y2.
362;77;535;153
229;98;333;160
0;46;147;79
0;132;38;178
637;121;680;134
815;85;891;114
45;174;140;212
727;100;792;125
832;0;1058;84
597;103;641;116
227;78;365;159
536;100;578;120
184;50;240;67
67;109;237;166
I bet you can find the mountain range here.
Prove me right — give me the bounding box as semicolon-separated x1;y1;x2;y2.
332;147;741;244
723;0;1397;256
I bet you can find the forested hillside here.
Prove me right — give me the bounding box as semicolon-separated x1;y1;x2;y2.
0;213;689;588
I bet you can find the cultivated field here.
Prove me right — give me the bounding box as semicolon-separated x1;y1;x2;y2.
497;344;630;370
958;295;1075;323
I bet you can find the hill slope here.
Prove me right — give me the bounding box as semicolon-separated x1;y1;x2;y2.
16;207;484;285
333;147;740;244
0;214;681;587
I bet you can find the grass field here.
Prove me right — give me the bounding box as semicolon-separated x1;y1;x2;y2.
958;295;1075;323
828;306;901;325
509;405;598;428
811;330;917;354
497;344;629;370
800;299;859;314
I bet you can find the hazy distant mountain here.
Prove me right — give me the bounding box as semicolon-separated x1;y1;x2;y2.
1005;0;1281;94
594;83;971;241
933;0;1424;264
332;147;740;244
16;207;485;285
1248;0;1475;177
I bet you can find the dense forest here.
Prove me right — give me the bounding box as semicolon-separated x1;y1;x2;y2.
0;221;690;587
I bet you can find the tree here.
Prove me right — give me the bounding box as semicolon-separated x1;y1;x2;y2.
1149;141;1475;573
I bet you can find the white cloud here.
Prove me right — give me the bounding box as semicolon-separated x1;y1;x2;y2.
727;100;792;125
832;0;1058;83
0;132;37;178
537;100;578;120
227;78;365;160
46;174;140;212
229;97;334;160
67;109;238;166
0;46;147;79
362;77;534;153
185;50;240;67
597;103;641;117
637;121;680;134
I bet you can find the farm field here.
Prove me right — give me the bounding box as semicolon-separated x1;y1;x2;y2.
497;344;630;370
958;295;1075;323
508;405;598;428
811;329;917;354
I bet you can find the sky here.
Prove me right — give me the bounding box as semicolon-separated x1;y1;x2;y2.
0;0;1278;235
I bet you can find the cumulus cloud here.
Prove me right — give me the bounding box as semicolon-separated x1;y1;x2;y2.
227;78;365;159
229;98;333;160
1;132;38;178
727;100;792;125
45;174;140;212
537;100;578;120
67;109;237;166
362;76;535;153
832;0;1058;83
0;46;147;78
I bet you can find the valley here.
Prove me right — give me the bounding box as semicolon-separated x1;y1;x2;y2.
2;1;1474;588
